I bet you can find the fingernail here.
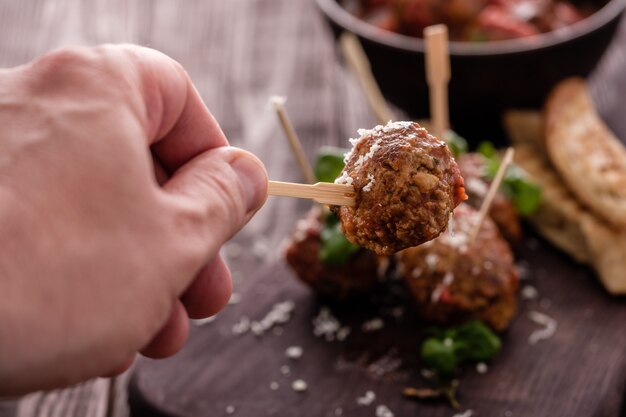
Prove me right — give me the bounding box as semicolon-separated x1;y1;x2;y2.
230;153;268;213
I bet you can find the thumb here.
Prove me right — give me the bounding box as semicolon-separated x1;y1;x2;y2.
163;146;268;255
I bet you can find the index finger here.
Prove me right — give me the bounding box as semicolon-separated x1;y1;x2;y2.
119;45;228;173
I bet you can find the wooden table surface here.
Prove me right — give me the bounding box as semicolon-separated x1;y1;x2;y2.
0;1;624;416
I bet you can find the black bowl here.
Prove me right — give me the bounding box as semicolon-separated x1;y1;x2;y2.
317;0;626;144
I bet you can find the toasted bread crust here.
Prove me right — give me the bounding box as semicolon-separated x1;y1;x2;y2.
545;77;626;227
514;143;590;264
505;105;626;294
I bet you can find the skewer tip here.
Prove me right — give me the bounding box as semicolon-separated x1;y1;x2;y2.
269;95;287;106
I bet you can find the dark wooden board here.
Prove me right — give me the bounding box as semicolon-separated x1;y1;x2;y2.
0;1;624;416
128;234;626;417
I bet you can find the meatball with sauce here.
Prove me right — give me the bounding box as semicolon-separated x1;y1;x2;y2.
284;206;380;300
457;152;522;245
397;204;519;331
332;121;466;256
390;0;490;38
363;0;592;41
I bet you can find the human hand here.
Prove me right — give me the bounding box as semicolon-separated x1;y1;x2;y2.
0;45;267;395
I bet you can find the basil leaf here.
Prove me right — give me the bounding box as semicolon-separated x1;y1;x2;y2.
319;213;360;266
314;147;348;183
479;145;542;216
421;338;458;376
504;176;542;216
454;320;501;362
477;141;498;158
420;320;501;376
315;149;360;266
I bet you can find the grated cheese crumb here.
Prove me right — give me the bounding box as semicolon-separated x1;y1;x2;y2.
337;326;351;341
270;381;279;391
431;272;455;303
353;138;383;170
225;405;236;414
232;316;250;335
375;405;394;417
521;285;539;300
361;318;384;332
250;300;295;337
280;365;291;376
367;355;402;378
452;410;474;417
421;368;435;379
476;362;488;374
391;306;405;319
442;271;455;286
517;261;530;280
228;293;242;305
363;173;375;192
465;177;489;197
285;346;303;360
252;238;269;259
356;390;376;406
292;379;308;392
334;170;354;185
528;311;557;345
425;254;439;272
312;307;349;342
251;321;265;336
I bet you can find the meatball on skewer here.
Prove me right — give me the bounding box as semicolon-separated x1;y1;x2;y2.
458;152;522;245
332;121;466;256
397;204;519;331
284;206;380;300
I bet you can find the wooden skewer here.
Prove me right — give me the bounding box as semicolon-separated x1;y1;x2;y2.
339;33;395;125
468;148;515;244
424;25;451;141
270;96;317;184
268;180;356;207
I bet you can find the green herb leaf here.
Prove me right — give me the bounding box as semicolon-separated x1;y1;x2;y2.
420;320;501;377
319;213;360;266
314;147;347;183
453;320;501;362
421;338;458;376
504;176;542;216
315;149;360;266
477;141;498;158
478;144;542;215
445;131;468;158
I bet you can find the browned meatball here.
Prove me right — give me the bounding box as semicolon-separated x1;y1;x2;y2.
284;207;379;300
389;0;437;37
332;121;466;256
457;153;522;245
397;204;518;331
390;0;489;39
